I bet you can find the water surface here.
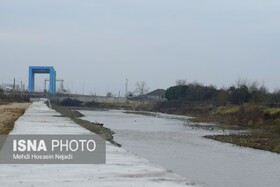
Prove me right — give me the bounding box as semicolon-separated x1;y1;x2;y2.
81;110;280;187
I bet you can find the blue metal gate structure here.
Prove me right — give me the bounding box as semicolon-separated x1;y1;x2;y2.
28;66;56;94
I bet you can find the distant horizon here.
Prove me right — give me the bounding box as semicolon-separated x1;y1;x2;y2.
1;74;278;97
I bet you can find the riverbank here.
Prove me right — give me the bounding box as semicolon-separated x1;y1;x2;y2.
184;104;280;153
200;104;280;153
52;104;121;147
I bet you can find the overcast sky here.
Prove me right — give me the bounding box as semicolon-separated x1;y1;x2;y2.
0;0;279;95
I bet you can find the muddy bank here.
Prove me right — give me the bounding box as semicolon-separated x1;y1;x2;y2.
188;104;280;154
0;103;30;134
52;104;121;147
205;132;280;153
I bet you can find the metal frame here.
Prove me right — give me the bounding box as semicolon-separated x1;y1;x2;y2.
28;66;56;94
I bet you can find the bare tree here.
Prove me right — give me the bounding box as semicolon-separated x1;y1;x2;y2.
235;77;249;88
248;80;259;93
176;79;187;86
135;81;149;96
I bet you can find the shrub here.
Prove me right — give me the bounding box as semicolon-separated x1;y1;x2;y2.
60;98;82;107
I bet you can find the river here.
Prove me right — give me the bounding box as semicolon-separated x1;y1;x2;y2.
80;109;280;187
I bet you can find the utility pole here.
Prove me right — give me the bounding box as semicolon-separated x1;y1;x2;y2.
125;78;128;97
13;78;16;92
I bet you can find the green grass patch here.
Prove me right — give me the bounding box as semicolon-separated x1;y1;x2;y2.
211;105;240;115
262;108;280;118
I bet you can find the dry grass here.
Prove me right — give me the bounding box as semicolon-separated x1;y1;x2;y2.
0;103;30;134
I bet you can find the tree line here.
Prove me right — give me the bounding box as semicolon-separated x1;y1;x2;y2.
165;80;280;106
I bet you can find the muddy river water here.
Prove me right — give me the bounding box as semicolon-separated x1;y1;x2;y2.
80;110;280;187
